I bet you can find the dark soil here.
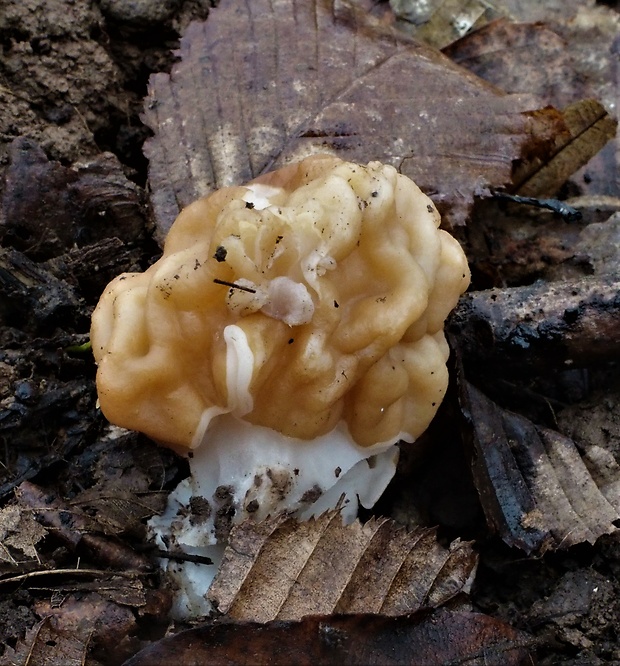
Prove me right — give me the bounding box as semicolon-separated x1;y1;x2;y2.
1;0;619;664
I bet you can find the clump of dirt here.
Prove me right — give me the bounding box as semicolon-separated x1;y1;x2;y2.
0;0;211;179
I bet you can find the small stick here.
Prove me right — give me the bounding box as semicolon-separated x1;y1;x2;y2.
493;192;582;222
213;278;256;293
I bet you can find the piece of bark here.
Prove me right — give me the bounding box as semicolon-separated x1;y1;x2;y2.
142;0;569;240
448;274;620;376
460;382;618;554
0;247;87;334
123;608;535;666
44;236;144;301
1;137;146;262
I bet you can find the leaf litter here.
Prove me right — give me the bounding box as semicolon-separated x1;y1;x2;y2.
460;381;619;555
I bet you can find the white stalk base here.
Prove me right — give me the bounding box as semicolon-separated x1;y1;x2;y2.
149;414;401;619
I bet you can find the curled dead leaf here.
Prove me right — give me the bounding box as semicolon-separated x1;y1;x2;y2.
460;381;618;554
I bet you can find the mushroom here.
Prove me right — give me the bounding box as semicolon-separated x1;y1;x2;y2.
90;155;470;618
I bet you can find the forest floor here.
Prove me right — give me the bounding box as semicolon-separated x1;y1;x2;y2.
1;0;619;664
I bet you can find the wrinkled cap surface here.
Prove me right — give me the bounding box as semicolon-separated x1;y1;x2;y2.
91;155;470;450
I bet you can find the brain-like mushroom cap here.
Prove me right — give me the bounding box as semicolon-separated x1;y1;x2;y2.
91;155;470;450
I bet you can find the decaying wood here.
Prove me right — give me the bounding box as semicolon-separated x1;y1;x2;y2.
0;248;86;334
1;137;145;262
15;481;152;573
45;237;143;299
449;274;620;375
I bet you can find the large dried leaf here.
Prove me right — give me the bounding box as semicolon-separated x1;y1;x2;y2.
143;0;568;239
461;382;619;554
123;608;535;666
445;12;620;198
208;511;477;621
445;19;591;108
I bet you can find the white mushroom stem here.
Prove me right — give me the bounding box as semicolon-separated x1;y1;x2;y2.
148;321;404;619
148;416;401;619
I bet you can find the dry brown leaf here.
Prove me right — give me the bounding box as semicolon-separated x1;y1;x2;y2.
0;618;88;666
143;0;568;239
445;12;620;198
0;592;142;666
34;593;137;662
0;504;47;565
461;381;619;554
123;608;535;666
444;19;589;109
513;99;617;197
208;511;477;621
